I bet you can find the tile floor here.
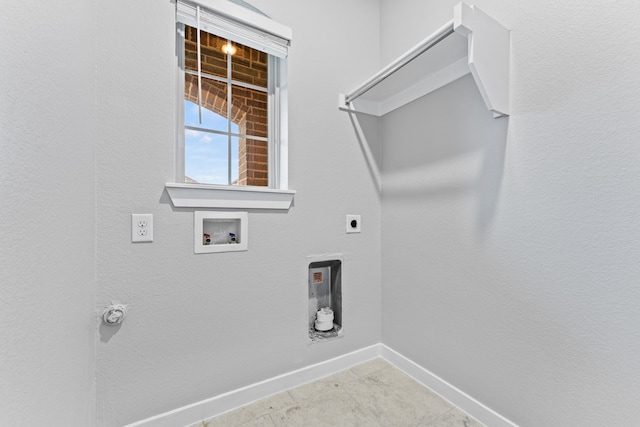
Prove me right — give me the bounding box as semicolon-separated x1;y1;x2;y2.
187;358;484;427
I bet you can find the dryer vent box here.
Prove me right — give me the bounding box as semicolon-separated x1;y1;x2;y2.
308;257;342;343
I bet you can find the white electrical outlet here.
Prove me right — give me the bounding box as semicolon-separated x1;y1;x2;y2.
132;214;153;242
346;214;361;233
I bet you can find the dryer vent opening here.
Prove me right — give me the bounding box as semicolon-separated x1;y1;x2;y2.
308;259;342;342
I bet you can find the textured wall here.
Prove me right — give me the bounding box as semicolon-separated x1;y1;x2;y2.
380;0;640;426
0;0;96;425
8;1;633;425
95;1;381;425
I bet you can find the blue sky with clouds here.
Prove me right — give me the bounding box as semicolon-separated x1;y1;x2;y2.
184;100;239;184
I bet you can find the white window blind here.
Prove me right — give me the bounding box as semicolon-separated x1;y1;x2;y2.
176;0;291;58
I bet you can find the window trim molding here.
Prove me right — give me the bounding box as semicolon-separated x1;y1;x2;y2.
171;2;293;210
165;183;295;210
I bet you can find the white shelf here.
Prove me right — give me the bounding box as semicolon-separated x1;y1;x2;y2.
165;183;295;210
339;3;509;118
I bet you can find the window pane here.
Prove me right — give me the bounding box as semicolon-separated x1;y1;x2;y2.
184;76;228;133
180;24;276;189
184;130;229;185
231;42;268;87
184;25;227;80
234;137;268;187
231;85;268;139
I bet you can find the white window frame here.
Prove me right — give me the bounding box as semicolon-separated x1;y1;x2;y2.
166;0;295;210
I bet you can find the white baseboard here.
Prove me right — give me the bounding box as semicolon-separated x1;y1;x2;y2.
379;344;518;427
124;343;517;427
123;344;381;427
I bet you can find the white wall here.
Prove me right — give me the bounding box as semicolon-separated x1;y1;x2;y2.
95;1;381;425
0;1;96;425
7;1;636;425
380;1;640;426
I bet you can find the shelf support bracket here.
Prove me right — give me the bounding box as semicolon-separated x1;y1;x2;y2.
454;3;510;117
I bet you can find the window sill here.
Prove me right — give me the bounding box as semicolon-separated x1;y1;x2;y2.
165;183;295;210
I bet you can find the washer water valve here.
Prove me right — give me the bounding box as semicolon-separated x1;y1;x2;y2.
103;304;127;326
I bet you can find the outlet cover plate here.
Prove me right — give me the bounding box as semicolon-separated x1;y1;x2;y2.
346;215;361;233
132;214;154;242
